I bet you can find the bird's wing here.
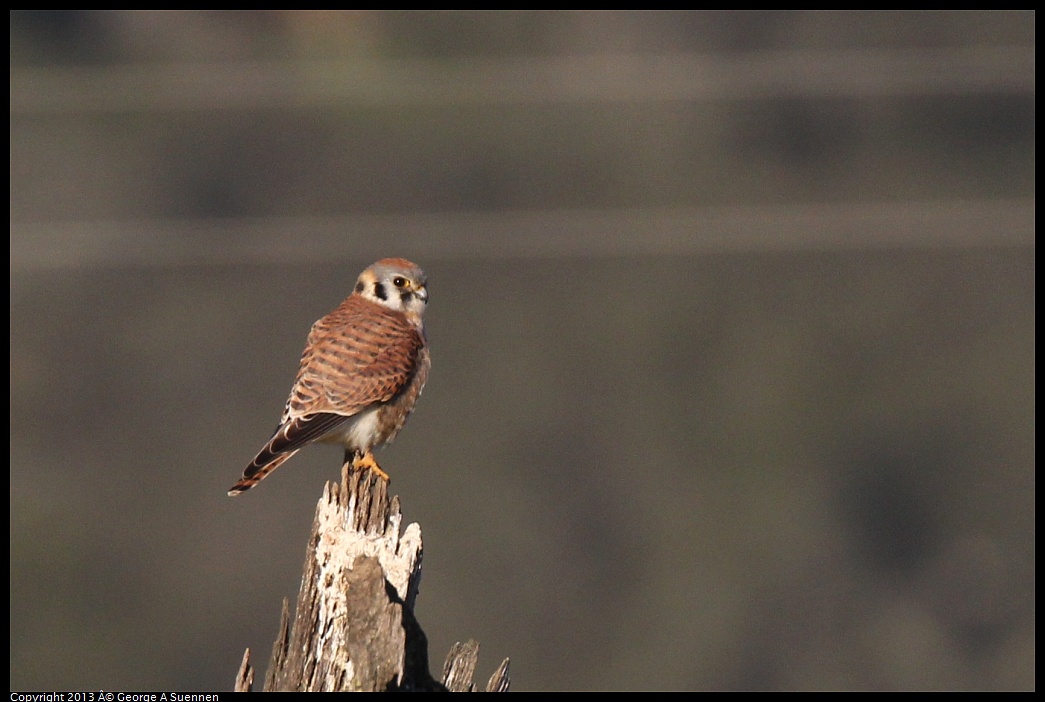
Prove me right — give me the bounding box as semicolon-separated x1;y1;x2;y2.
227;412;349;495
281;296;426;422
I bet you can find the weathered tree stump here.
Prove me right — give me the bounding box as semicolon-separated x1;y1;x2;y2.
234;464;509;692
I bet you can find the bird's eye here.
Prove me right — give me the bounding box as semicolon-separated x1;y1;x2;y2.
393;277;407;288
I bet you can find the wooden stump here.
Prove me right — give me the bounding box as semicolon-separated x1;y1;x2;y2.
234;464;509;692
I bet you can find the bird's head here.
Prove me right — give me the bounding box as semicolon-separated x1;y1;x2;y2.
354;258;428;325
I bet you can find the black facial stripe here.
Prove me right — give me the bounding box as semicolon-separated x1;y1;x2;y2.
373;282;388;301
400;291;412;303
355;281;364;293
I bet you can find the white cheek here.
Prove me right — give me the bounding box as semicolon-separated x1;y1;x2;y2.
366;293;404;312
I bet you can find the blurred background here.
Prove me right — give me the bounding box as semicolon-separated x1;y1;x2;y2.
9;11;1034;691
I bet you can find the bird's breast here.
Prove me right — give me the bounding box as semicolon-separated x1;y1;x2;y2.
318;407;383;451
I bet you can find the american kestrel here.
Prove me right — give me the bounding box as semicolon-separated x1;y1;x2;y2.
228;258;430;496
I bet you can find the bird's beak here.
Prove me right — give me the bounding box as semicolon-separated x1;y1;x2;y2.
416;285;428;303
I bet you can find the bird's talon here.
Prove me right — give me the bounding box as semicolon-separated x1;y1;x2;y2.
353;450;391;482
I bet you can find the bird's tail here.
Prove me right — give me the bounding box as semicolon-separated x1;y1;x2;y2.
227;449;300;496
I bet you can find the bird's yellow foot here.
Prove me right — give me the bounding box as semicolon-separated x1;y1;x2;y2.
353;450;390;482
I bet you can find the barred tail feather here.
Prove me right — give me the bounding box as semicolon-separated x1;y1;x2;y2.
228;412;348;496
227;449;300;496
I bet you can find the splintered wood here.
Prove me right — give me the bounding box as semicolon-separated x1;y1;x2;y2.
234;465;509;692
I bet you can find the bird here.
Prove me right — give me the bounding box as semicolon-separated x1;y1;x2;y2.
228;258;431;496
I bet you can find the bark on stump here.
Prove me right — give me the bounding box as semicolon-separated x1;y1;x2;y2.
234;465;509;692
